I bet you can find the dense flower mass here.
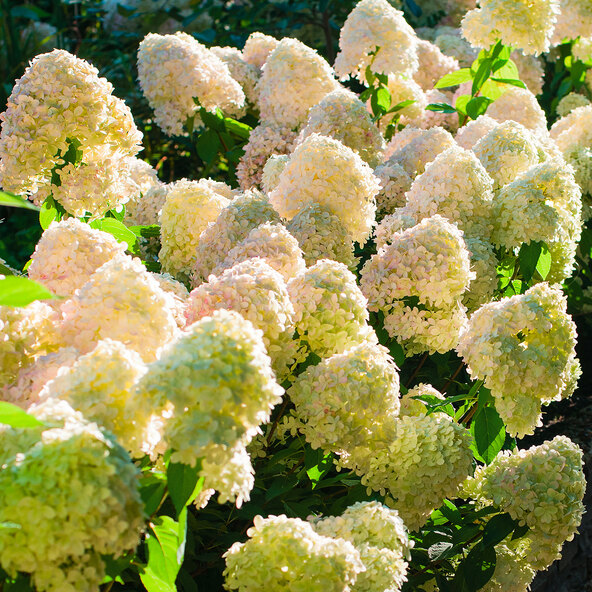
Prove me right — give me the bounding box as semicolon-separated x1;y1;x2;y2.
223;514;364;592
137;32;245;135
159;178;231;280
287;342;400;453
0;400;144;592
463;436;586;569
28;219;126;297
0;49;142;206
60;253;179;361
270;133;380;244
256;38;340;129
288;260;377;358
461;0;559;55
457;283;580;437
186;259;299;381
137;309;283;467
334;0;419;82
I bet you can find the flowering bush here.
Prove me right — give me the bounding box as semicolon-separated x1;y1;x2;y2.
0;1;591;591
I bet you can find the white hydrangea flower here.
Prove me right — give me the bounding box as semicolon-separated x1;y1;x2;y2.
334;0;419;82
150;272;188;327
60;253;179;362
286;203;357;271
0;50;141;202
379;75;427;129
261;154;290;194
256;38;340;130
214;222;306;281
404;144;494;239
236;123;297;190
399;383;445;417
414;39;459;91
137;32;245;136
354;414;473;531
125;182;169;226
383;126;424;159
461;0;560;55
28;218;126;297
242;32;279;69
472;120;546;189
556;92;591;118
463;237;498;312
385;126;456;177
159;178;231;280
492;159;582;283
1;301;61;387
551;0;592;44
211;46;260;105
417;89;459;133
270;134;379;245
434;31;478;67
288;259;377;358
512;50;544;95
137;309;283;466
312;501;412;592
373;162;412;217
457;283;580;437
287;342;400;453
455;115;499;150
223;515;364;592
486;87;548;137
0;399;144;592
186;258;299;381
38;339;150;457
463;436;585;570
297;88;385;167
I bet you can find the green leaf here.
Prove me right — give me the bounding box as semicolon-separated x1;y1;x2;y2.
387;99;416;114
39;196;60;230
426;102;457;114
166;460;204;517
472;58;493;95
196;129;221;164
0;277;56;307
199;107;226;132
128;224;161;238
364;65;375;86
435;68;473;89
0;401;44;428
460;542;496;591
454;94;471;115
376;86;392;111
479;79;508;101
490;78;527;89
535;243;551;280
519;241;542;283
305;449;333;489
482;513;518;548
466;96;493;120
223;117;253;141
140;512;187;592
0;191;39;211
471;406;505;464
90;218;140;255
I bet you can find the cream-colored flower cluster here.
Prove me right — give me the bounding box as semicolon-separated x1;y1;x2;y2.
223;514;364;592
287;260;377;358
159;178;231;280
286;203;357;271
0;399;144;592
414;39;459;91
186;259;299;381
552;0;592;44
361;215;474;355
242;32;278;69
28;219;126;297
211;46;260;105
457;283;580;437
0;50;142;214
60;253;179;362
492;159;582;283
485;87;548;138
256;38;340;130
1;301;60;387
193;190;282;285
137;310;283;502
404;144;494;239
137;32;245;135
38;339;149;457
236;123;297;190
287;343;399;453
373;162;413;218
297;89;385;167
455;114;499;150
463;436;586;570
461;0;559;55
312;501;412;592
334;0;419;82
270;134;380;245
213;222;306;281
556;93;591;118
